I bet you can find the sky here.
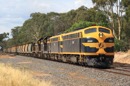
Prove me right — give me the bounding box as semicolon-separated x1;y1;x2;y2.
0;0;93;34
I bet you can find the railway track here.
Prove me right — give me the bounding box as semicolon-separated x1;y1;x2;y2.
49;58;130;77
51;57;130;77
19;54;130;77
4;53;130;77
98;63;130;77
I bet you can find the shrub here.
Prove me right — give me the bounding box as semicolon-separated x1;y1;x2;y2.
114;39;128;52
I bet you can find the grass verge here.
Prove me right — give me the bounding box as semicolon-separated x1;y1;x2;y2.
0;63;52;86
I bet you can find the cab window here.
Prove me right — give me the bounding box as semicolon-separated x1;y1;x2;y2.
99;28;110;34
84;28;96;34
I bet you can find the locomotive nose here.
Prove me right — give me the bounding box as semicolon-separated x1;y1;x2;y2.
97;35;114;55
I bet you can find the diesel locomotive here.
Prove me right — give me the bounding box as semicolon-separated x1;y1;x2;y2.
5;26;114;67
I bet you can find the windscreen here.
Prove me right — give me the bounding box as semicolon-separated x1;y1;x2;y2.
84;28;96;34
99;28;110;34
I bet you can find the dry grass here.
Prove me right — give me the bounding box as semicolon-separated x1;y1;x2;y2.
0;63;52;86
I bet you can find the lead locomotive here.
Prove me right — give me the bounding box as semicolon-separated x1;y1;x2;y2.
5;26;114;68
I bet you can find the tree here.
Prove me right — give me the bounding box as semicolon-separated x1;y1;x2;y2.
92;0;124;40
65;21;108;32
11;26;23;46
0;33;9;50
0;33;9;42
6;6;110;47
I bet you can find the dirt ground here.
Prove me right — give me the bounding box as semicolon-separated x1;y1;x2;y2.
114;50;130;64
0;53;15;58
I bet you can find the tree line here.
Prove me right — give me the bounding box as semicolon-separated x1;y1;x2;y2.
0;0;130;51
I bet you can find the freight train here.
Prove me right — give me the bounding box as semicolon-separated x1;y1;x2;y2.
5;26;114;68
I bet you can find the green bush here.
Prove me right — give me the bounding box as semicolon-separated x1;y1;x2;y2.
64;21;108;33
114;39;128;52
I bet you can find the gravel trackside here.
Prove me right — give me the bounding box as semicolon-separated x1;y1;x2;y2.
0;54;130;86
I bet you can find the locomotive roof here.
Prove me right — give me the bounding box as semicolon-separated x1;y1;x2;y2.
49;26;111;38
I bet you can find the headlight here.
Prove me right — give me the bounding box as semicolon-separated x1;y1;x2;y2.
87;40;93;42
104;38;114;43
108;39;113;42
85;38;98;43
